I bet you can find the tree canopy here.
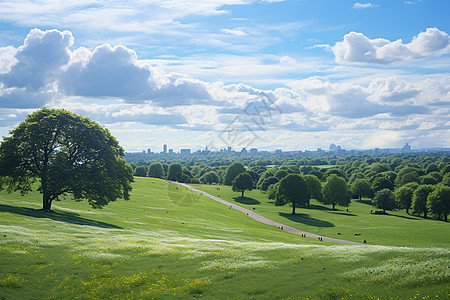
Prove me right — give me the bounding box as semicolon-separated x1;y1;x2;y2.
373;189;396;213
275;174;309;215
0;108;133;211
223;161;246;185
232;172;253;197
167;163;183;181
322;174;351;210
148;162;164;178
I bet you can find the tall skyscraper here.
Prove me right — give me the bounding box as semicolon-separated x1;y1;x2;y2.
163;144;167;154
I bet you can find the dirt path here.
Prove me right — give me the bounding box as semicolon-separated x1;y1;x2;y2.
175;182;363;245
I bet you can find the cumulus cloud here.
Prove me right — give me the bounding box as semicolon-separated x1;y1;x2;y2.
1;29;73;90
287;77;429;118
353;3;379;9
0;29;212;108
333;28;450;65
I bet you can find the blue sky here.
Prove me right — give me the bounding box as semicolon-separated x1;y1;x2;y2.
0;0;449;152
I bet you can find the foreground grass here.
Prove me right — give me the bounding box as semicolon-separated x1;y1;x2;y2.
0;177;449;299
195;183;450;248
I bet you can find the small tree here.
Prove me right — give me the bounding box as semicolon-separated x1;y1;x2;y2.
167;163;182;181
323;174;351;210
223;161;246;185
232;172;253;197
412;185;435;218
395;183;417;214
275;174;309;215
148;162;164;178
427;186;450;222
351;178;371;201
0;108;133;211
372;189;396;213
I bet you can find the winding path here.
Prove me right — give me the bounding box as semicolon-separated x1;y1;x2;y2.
174;182;363;245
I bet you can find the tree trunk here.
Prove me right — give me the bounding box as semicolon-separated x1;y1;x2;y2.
445;215;447;222
241;190;244;197
292;203;296;215
424;210;427;219
406;207;409;215
332;203;336;210
42;193;52;211
359;195;362;201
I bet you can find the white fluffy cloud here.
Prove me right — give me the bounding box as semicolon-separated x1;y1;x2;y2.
333;28;450;65
0;28;448;151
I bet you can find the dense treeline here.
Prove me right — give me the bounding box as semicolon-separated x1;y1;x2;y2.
126;152;450;221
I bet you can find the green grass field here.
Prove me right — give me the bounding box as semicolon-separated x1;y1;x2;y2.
194;183;450;249
1;177;449;299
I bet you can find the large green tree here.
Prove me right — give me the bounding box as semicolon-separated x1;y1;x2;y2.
274;174;309;215
351;178;371;201
167;163;182;181
134;166;148;177
0;108;133;211
372;189;396;213
412;185;435;218
223;161;246;185
232;172;253;197
395;183;417;214
148;162;164;178
322;174;351;210
427;186;450;222
303;174;322;202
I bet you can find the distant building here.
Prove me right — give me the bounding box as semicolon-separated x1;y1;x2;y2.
168;149;174;154
163;144;167;154
249;148;258;154
402;143;411;152
142;150;146;153
275;149;282;154
180;149;191;155
147;148;151;154
227;146;232;153
241;147;247;154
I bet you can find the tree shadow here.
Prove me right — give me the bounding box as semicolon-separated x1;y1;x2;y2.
233;197;260;205
0;204;122;229
328;212;357;217
357;199;373;205
279;212;334;228
301;204;333;211
386;213;421;220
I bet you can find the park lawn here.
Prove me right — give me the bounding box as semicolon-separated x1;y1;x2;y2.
194;183;450;249
0;177;448;299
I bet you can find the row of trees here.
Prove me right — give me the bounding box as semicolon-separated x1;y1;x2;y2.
136;154;449;221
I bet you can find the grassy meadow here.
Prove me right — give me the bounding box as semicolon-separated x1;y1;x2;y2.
195;183;450;249
0;177;449;299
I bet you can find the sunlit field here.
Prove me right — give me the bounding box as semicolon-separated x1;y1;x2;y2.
1;178;449;299
195;183;450;248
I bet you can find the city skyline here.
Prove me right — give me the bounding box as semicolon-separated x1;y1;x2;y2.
0;1;449;151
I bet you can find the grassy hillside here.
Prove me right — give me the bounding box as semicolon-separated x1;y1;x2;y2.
1;177;449;299
195;183;450;248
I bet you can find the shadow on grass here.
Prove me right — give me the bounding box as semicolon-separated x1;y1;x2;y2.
329;212;357;217
233;197;260;205
386;213;421;220
0;204;122;229
301;204;333;211
357;199;373;205
279;212;334;228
